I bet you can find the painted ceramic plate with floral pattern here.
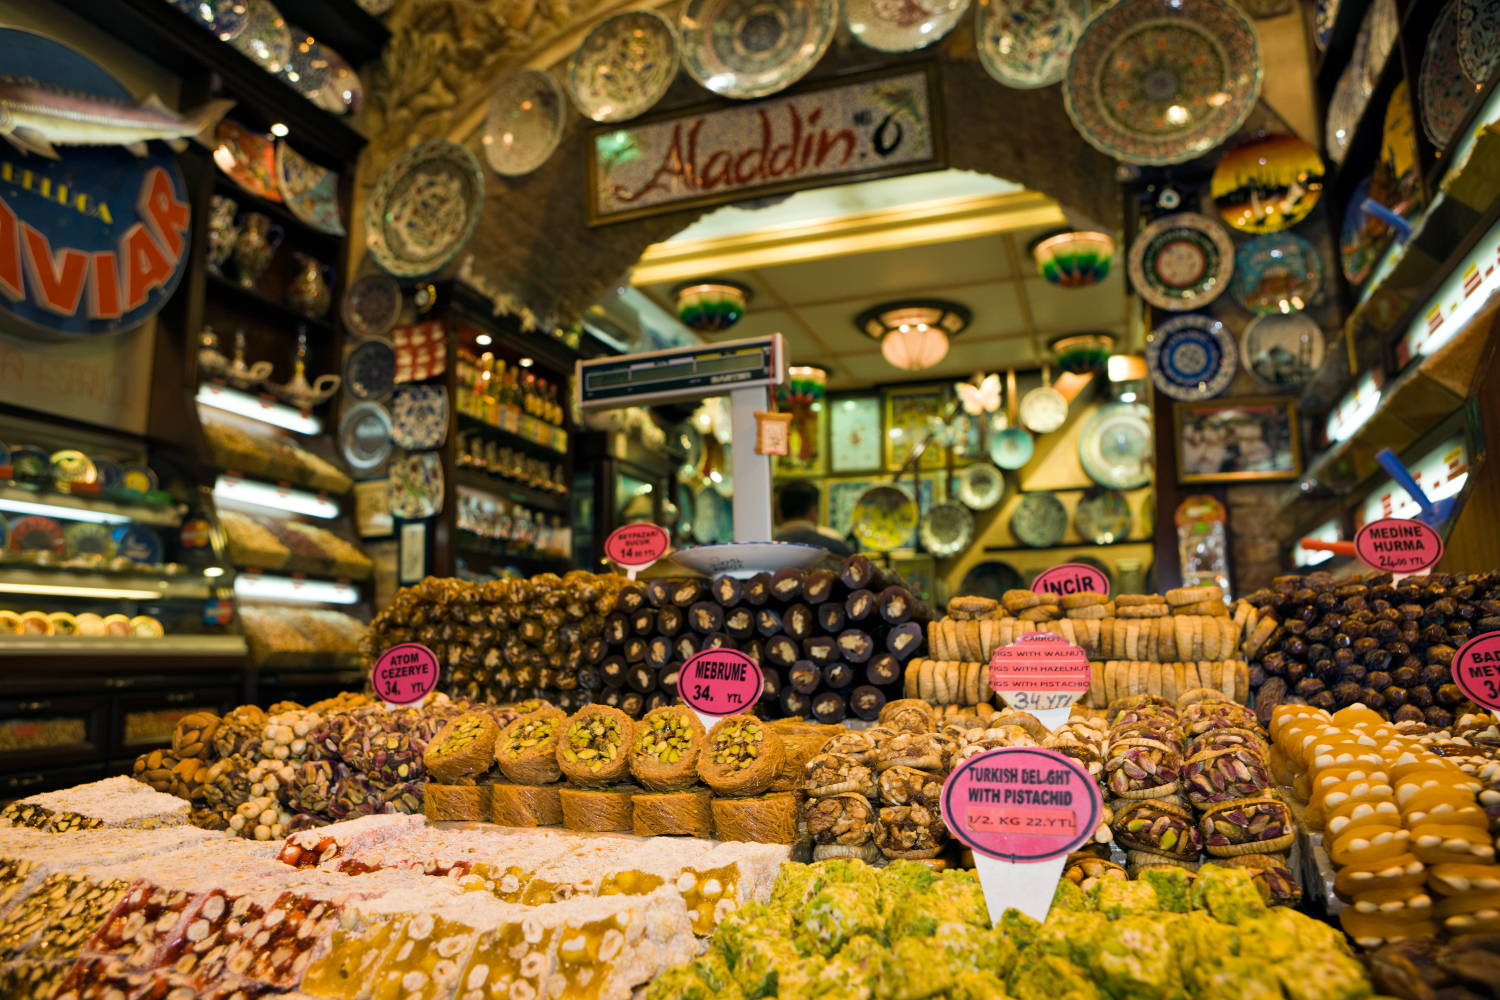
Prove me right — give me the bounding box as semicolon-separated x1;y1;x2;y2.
389;385;449;451
918;502;974;557
342;273;403;340
230;0;290;73
340;401;393;471
214;120;281;202
680;0;837;99
275;140;345;236
1230;232;1324;315
1063;0;1262;166
1010;490;1068;548
845;0;970;53
388;452;443;520
1240;312;1325;389
1146;314;1238;401
365;139;485;278
1074;488;1132;545
569;10;679;121
1078;402;1152;490
975;0;1086;89
345;337;396;401
1127;212;1235;311
1424;0;1484;151
485;70;568;176
1460;0;1500;84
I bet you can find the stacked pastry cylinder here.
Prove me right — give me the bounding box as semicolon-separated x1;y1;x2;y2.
592;554;931;723
910;587;1250;709
1239;570;1499;727
1272;702;1500;949
1095;689;1303;908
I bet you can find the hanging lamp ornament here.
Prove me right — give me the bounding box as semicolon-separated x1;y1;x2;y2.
856;299;972;372
1030;230;1117;287
1049;333;1116;375
674;279;751;332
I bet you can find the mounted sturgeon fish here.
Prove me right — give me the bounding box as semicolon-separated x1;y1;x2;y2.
0;77;234;159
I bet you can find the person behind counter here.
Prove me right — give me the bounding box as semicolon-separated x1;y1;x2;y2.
773;480;854;557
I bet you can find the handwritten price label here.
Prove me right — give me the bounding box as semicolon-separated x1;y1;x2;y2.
1031;563;1110;599
678;648;763;717
1354;518;1444;574
371;643;440;706
604;523;670;575
1451;634;1500;711
941;746;1101;862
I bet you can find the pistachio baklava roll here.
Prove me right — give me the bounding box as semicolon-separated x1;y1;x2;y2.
496;713;563;785
424;711;501;784
710;791;800;843
632;788;713;837
559;784;638;832
492;782;564;826
629;705;705;792
558;705;634;786
802;752;876;798
698;714;784;796
424;784;492;822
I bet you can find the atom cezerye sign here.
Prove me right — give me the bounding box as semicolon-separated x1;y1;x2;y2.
371;643;440;706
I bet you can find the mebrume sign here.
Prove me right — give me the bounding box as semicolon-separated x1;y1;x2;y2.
587;65;944;224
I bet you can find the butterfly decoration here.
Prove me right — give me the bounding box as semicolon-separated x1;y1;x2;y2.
955;373;1001;415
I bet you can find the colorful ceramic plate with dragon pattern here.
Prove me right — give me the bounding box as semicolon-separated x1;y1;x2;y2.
569;10;679;121
680;0;837;99
365;139;485;278
1063;0;1262;166
1127;212;1235;311
976;0;1087;89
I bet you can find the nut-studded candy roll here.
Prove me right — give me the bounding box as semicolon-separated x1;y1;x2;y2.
845;589;877;621
803;569;838;605
784;603;815;641
496;714;563;785
756;607;784;637
886;623;924;661
849;685;887;721
698;715;785;796
876;733;956;774
423;712;501;785
875;804;947;859
806;792;876;847
812;691;847;725
1199;797;1295;855
817;602;847;634
1112;799;1204;865
802;752;876;798
712;574;743;607
688;601;724;635
724;606;756;640
1182;746;1273;807
743;572;773;606
1105;735;1183;800
557;705;634;787
770;568;805;602
837;629;875;663
629;705;706;792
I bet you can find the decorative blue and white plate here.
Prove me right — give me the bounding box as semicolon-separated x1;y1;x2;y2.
673;540;826;578
1230;232;1324;315
1146;314;1237;400
340;401;393;471
342;274;402;341
389;385;448;451
388;452;443;519
1314;0;1339;49
91;457;124;489
345;337;396;401
114;525;164;565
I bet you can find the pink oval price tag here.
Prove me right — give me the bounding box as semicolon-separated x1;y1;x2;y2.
941;746;1102;862
678;648;763;717
1451;633;1500;711
371;643;440;706
604;523;671;579
1354;518;1444;575
1031;562;1111;598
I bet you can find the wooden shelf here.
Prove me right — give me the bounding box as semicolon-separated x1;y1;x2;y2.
456;413;569;460
454;468;568;513
205;273;334;337
211;176;344;251
273;0;390;67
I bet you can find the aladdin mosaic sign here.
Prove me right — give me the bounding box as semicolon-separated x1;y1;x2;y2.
588;65;944;225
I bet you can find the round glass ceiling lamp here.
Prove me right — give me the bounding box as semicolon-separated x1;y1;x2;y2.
1030;230;1116;287
1050;332;1115;375
674;280;751;332
856;299;971;372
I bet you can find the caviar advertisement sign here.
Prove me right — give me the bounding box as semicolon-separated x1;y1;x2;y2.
588;65;943;224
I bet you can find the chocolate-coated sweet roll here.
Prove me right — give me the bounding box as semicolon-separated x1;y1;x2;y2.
689;602;724;635
743;572;772;606
803;752;876;798
825;661;855;689
812;691;846;724
724;606;755;639
818;602;847;634
803;570;838;605
770;568;805;603
805;792;876;846
837;629;874;663
712;574;743;607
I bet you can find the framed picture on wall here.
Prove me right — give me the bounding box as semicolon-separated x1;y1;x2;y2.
829;396;882;473
885;384;947;471
1174;397;1302;483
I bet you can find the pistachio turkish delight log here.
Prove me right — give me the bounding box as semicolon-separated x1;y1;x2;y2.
1181;699;1259;735
710;791;800;844
1104;743;1182;800
1112;799;1203;860
496;714;563;785
698;715;784;796
558;784;638;832
557;705;634;787
1199;797;1295;856
632;788;713;837
805;792;876;846
423;784;492;822
422;711;500;784
1182;746;1273;807
1220;852;1301;905
491;782;563;826
629;706;706;792
875;804;947;859
802;753;876;798
1187;726;1269;759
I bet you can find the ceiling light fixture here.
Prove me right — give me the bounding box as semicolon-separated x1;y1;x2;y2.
673;280;751;333
1030;230;1117;287
856;300;971;372
1049;333;1116;375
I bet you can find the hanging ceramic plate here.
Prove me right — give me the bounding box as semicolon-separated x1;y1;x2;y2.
1459;0;1500;85
1230;232;1324;315
1127;212;1235;311
1340;174;1392;286
1381;80;1422;210
1146;314;1237;401
275;140;346;237
122;464;158;493
214;120;281;202
1315;0;1339;48
1019;385;1068;434
1078;401;1152;490
9;516;63;554
64;522;116;559
390;385;449;451
340;401;393;471
1062;0;1262;166
91;457;124;490
1363;0;1399;88
115;525;164;565
1240;312;1326;389
345;337;396;400
1326;53;1367;165
365;139;485;279
280;26;330;101
679;0;837;99
342;274;403;340
976;0;1086;88
9;445;47;483
315;44;363;115
674;541;826;578
1074;488;1132;545
989;426;1034;469
693;485;733;544
918;502;974;557
1010;491;1067;548
231;0;291;73
845;0;970;52
388;452;444;519
484;70;568;176
1423;0;1483;152
851;484;918;552
956;462;1007;510
960;560;1025;599
49;450;94;486
1210;133;1324;233
569;10;679;121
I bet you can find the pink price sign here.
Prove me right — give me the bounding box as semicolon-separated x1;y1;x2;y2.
678;648;763;717
1354;518;1444;575
1030;563;1111;599
605;524;671;573
371;643;440;706
1450;633;1500;711
990;632;1091;693
941;746;1102;862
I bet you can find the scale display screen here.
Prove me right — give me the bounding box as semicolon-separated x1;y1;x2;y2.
577;335;784;409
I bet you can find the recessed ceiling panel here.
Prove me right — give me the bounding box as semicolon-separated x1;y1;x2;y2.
1023;269;1126;334
759;235;1012;306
